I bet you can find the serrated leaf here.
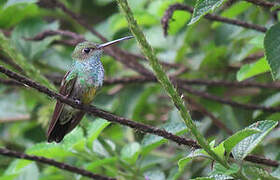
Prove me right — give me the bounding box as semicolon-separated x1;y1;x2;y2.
189;0;227;25
190;177;214;180
120;142;141;164
223;128;260;155
244;166;279;180
264;23;280;80
209;174;232;180
178;149;208;171
237;57;270;81
232;120;278;161
210;163;239;176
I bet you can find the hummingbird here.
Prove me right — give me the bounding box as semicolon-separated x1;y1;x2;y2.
47;36;133;143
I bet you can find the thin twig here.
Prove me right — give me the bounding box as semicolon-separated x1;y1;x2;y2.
161;3;267;36
38;0;153;77
0;148;115;180
3;75;280;112
6;74;280;90
185;97;233;135
0;65;200;149
28;29;181;70
179;84;280;113
0;65;278;167
244;0;275;8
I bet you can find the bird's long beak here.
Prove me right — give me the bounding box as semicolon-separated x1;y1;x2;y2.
96;36;134;49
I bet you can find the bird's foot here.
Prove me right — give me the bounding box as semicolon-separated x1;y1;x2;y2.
73;98;81;105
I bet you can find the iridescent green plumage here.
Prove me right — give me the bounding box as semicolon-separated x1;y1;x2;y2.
47;36;133;143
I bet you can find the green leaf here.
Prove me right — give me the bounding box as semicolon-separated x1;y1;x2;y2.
190;177;214;180
4;162;38;180
271;166;280;179
25;142;73;158
85;157;118;172
132;85;159;122
209;174;232;180
87;118;110;147
223;128;260;155
140;155;165;171
110;12;158;34
189;0;227;25
253;92;280;118
0;174;19;180
120;142;141;164
178;141;216;172
0;92;28;119
61;127;86;151
210;163;239;176
178;149;207;172
264;23;280;80
0;33;56;90
11;18;59;61
232;120;278;161
141;121;187;154
236;57;270;81
243;166;279;180
144;169;165;180
168;11;191;35
0;3;39;28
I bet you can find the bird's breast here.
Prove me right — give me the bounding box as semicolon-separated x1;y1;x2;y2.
82;87;97;104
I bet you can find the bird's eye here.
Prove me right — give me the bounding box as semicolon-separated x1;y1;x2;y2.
83;48;91;54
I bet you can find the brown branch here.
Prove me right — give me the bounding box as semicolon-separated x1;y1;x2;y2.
3;74;280;113
0;148;115;180
8;73;280;90
244;0;275;8
0;65;278;167
161;3;267;36
26;29;84;41
28;29;181;71
242;52;264;64
179;84;280;113
38;0;153;77
4;73;280;112
0;65;200;149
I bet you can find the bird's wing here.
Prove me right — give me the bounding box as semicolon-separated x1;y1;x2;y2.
47;70;77;138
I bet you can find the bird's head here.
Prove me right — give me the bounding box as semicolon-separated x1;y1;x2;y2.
72;36;134;61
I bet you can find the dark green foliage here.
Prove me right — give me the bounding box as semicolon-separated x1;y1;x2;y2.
1;0;280;179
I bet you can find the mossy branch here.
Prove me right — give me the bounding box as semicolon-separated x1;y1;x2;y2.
0;33;56;90
116;0;248;179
